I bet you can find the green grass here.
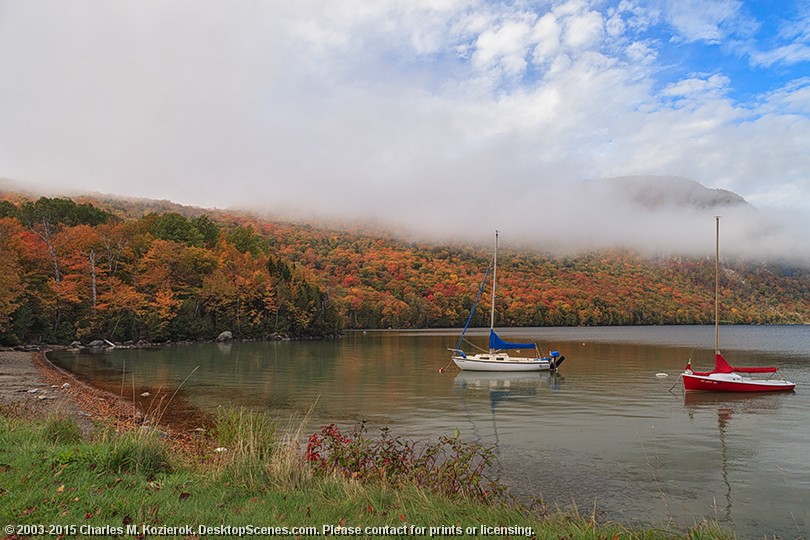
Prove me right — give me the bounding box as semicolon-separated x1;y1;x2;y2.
0;409;734;540
42;415;83;446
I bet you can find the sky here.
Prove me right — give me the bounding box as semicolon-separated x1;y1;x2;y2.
1;0;809;260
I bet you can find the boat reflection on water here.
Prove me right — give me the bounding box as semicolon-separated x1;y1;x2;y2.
451;371;563;471
683;392;783;529
453;370;561;404
683;391;783;408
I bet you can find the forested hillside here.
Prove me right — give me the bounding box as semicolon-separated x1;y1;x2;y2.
266;223;810;328
0;196;342;345
1;193;808;345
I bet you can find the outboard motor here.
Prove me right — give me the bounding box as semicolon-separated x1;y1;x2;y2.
550;351;565;370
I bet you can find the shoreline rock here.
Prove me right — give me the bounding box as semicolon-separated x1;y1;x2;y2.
12;331;339;354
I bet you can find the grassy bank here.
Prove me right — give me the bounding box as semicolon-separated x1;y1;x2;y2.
0;407;732;539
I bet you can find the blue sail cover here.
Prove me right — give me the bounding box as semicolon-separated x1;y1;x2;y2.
489;330;535;350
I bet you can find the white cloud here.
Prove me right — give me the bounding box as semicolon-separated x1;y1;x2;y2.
661;74;732;101
747;179;810;208
563;9;604;49
765;77;810;113
532;13;562;60
749;42;810;67
472;19;534;78
664;0;743;43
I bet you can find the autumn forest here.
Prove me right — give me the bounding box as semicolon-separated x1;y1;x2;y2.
1;194;808;346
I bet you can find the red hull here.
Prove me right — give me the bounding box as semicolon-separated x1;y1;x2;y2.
683;373;795;393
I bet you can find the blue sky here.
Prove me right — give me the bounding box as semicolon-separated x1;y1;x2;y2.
1;0;809;258
651;0;809;101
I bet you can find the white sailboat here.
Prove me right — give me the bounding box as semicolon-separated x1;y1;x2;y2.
448;231;564;372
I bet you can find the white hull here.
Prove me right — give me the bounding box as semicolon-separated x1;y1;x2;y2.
452;353;553;372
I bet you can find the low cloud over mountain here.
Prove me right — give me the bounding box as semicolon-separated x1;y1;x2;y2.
593;176;748;211
442;175;803;262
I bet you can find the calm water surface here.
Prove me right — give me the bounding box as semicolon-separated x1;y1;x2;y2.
51;326;810;538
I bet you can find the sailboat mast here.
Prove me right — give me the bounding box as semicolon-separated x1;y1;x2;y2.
490;230;498;331
715;216;720;355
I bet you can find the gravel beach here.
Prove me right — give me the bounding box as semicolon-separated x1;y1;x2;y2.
0;349;137;434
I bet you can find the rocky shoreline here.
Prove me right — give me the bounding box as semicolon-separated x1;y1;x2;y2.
4;329;339;356
0;348;210;439
0;331;343;439
0;349;137;434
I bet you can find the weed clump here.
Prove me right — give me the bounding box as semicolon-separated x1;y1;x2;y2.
212;405;277;489
305;422;504;503
100;430;173;476
43;416;82;445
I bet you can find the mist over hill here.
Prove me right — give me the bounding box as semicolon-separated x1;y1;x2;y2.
488;175;797;261
316;174;800;263
1;174;806;264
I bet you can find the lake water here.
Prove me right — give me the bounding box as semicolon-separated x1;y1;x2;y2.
51;326;810;538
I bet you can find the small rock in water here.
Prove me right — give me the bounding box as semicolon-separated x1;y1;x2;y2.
140;391;150;397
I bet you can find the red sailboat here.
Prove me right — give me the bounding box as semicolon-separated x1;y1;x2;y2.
683;353;795;392
682;218;795;393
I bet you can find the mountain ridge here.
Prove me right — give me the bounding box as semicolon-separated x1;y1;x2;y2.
593;175;749;210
